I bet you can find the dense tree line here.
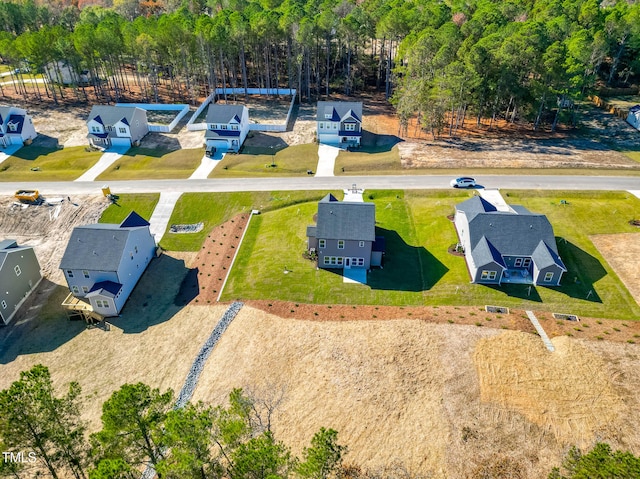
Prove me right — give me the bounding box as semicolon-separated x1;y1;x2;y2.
0;365;347;479
0;0;639;133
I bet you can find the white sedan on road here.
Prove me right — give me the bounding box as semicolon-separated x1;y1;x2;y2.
450;177;477;188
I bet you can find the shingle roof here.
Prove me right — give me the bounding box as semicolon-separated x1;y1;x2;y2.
316;101;363;123
0;240;36;271
86;280;122;298
59;210;149;271
531;241;566;271
471;236;506;268
205;104;246;124
87;105;145;127
630;104;640;113
314;193;375;241
120;211;149;228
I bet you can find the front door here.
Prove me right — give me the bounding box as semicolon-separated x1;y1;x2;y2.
345;258;351;269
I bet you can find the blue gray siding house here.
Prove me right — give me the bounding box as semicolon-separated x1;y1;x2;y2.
59;211;156;317
86;105;149;149
307;194;384;269
0;106;37;147
0;240;42;325
316;101;362;147
453;196;566;285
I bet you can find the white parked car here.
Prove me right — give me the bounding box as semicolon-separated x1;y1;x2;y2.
450;177;477;188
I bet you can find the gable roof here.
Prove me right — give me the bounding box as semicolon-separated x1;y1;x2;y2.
87;105;146;126
0;240;36;272
205;104;246;124
314;193;375;241
316;101;363;123
456;196;562;262
0;106;27;131
86;280;123;298
629;104;640;114
59;210;149;271
471;236;506;268
6;114;25;133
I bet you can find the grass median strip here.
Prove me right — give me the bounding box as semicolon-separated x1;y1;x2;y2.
211;144;318;177
96;147;203;180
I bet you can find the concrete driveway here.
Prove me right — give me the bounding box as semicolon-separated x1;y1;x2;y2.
189;152;225;179
315;144;340;177
0;144;22;165
148;191;182;242
75;145;130;182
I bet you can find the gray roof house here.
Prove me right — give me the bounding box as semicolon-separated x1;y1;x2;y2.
316;101;362;148
307;194;384;270
627;104;640;131
59;211;156;318
86;105;149;149
0;240;42;325
204;104;250;154
0;106;37;148
453;196;566;285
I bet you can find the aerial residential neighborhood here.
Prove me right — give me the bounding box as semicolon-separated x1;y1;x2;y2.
1;0;640;478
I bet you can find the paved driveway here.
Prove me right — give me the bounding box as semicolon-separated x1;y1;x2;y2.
0;144;23;165
315;144;340;177
148;191;182;242
75;145;130;182
189;152;225;179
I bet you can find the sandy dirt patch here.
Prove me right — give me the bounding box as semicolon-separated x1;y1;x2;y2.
217;95;293;126
474;331;625;444
191;306;640;479
0;195;108;283
591;233;640;306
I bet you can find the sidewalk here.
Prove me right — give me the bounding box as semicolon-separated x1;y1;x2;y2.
148;191;183;243
75;145;130;182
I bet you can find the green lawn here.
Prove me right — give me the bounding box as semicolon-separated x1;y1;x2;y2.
222;189;640;319
99;193;160;224
0;146;102;181
96;147;204;180
624;151;640;163
334;146;401;175
211;144;318;177
159;190;329;251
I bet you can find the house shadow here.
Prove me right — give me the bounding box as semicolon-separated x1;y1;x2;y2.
360;130;403;152
127;136;182;156
31;133;61;149
109;254;195;333
10;144;64;161
0;279;87;365
241;132;288;155
548;238;606;303
366;227;448;292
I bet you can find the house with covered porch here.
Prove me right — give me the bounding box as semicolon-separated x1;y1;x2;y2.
453;196;566;286
0;106;37;148
86;105;149;149
316;101;362;148
204;104;250;155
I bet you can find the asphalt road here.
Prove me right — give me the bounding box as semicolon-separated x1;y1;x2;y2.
1;175;639;196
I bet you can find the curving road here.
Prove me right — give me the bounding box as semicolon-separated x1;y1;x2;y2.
0;174;639;196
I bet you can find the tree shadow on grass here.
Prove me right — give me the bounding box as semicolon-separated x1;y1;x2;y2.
548;237;605;303
240;133;288;155
108;254;194;333
367;227;448;292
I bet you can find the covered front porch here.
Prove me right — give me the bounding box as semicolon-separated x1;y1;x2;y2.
501;268;533;284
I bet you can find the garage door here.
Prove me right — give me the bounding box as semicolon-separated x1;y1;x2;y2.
110;137;132;147
206;139;229;154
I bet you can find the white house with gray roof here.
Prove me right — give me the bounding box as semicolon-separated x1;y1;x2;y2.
316;101;362;147
0;240;42;325
59;211;156;317
307;194;384;270
86;105;149;149
0;106;37;148
204;104;249;154
454;196;566;286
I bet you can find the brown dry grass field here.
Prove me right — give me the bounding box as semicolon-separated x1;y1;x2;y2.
192;306;640;479
591;233;640;306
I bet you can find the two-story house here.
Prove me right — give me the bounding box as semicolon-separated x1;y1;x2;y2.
86;105;149;149
59;211;156;317
0;106;37;148
204;104;250;155
453;196;566;286
307;194;384;270
0;240;42;325
316;101;363;148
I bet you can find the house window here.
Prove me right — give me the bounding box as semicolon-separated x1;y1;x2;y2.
95;300;103;308
106;126;113;132
72;285;80;294
82;286;89;293
231;125;239;130
344;123;356;131
319;239;326;249
332;123;337;129
359;241;365;248
91;126;100;133
337;257;343;265
130;252;134;260
514;258;523;267
324;113;332;119
337;240;345;249
135;246;138;254
523;258;531;268
481;270;497;280
14;265;21;276
7;122;17;132
83;270;90;278
118;127;126;134
209;124;217;130
221;125;228;130
1;300;6;309
319;122;324;129
136;120;140;126
323;256;330;265
67;270;74;278
232;140;238;146
544;272;554;282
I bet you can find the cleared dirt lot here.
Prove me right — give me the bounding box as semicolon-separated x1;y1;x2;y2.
191;306;640;479
591;232;640;306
